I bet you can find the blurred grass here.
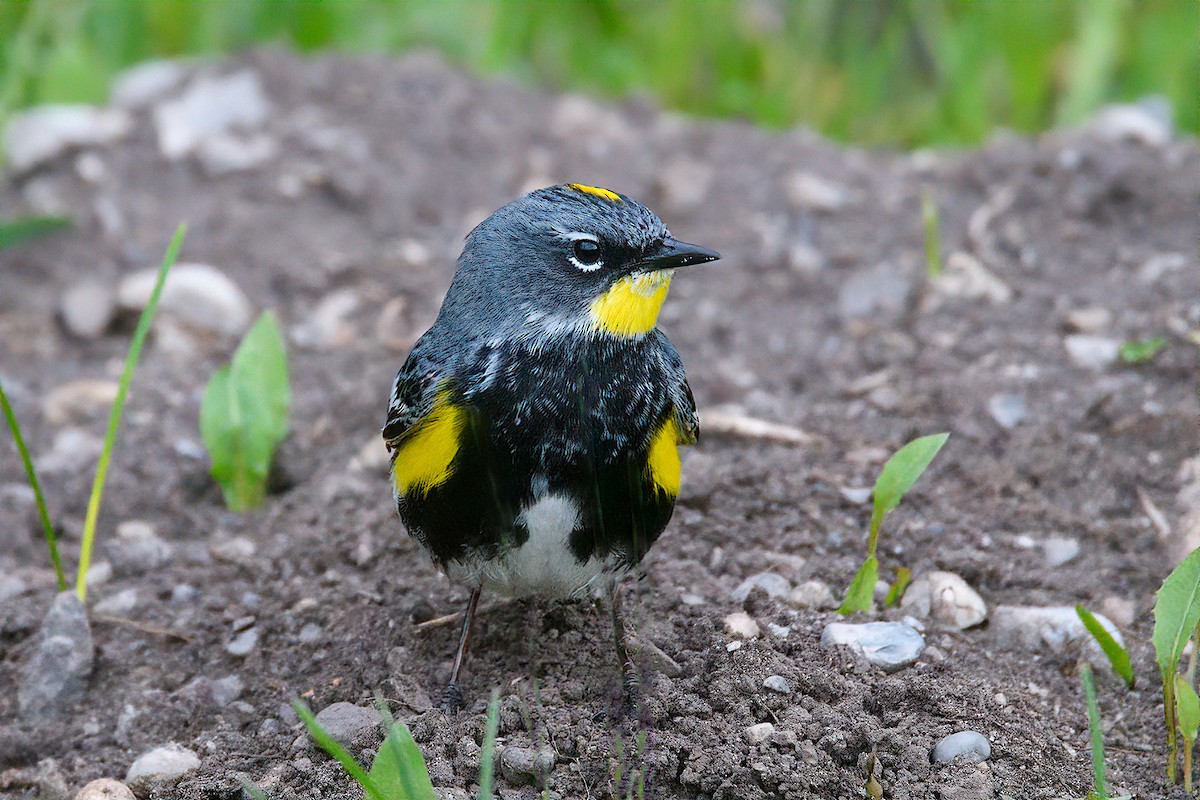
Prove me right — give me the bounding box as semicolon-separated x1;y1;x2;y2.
0;0;1195;147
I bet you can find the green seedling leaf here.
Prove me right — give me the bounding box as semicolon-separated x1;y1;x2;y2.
0;381;65;591
369;715;436;800
838;554;878;615
479;691;500;800
868;433;950;546
200;312;290;511
1153;546;1200;784
1075;605;1134;689
239;780;271;800
1118;337;1166;364
1080;663;1108;799
0;215;70;250
1176;675;1198;794
884;567;912;608
76;224;186;602
292;699;385;799
921;190;942;278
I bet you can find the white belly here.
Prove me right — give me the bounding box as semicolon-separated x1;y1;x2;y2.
443;492;617;598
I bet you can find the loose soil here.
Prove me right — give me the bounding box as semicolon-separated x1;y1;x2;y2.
1;51;1197;800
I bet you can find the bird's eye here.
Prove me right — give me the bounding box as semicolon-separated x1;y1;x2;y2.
570;238;603;271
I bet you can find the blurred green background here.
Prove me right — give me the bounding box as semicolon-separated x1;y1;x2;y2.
1;0;1196;147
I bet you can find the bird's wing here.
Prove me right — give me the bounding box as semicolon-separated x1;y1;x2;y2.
382;350;444;451
672;375;700;446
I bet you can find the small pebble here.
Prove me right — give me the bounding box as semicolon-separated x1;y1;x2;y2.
60;281;116;339
987;393;1026;429
19;592;94;718
75;777;135;800
730;571;791;603
226;627;258;657
744;722;775;745
125;744;200;787
117;262;253;337
499;746;555;786
762;675;791;694
900;571;987;630
786;580;836;610
820;621;925;672
932;730;991;764
93;588;138;616
1041;537;1080;567
312;702;380;749
991;605;1122;657
1064;335;1120;371
723;612;760;639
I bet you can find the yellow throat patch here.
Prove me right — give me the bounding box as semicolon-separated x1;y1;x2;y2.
589;271;672;337
391;390;465;496
568;183;621;202
645;416;683;496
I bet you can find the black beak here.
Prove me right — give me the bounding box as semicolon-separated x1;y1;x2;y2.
635;237;721;271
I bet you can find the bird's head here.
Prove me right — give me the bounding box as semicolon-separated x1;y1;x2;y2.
443;184;720;340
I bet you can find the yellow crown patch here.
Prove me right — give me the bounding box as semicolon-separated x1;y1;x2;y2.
568;184;621;202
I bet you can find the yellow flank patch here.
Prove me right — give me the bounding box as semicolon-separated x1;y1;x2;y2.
589;271;672;337
391;391;466;496
646;417;683;497
568;183;621;202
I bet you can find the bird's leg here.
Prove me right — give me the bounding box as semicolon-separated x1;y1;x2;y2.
608;581;640;705
440;587;482;714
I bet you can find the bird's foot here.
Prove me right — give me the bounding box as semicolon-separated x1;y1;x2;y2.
439;682;464;715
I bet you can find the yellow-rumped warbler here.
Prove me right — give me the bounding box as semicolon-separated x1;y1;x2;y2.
383;184;719;711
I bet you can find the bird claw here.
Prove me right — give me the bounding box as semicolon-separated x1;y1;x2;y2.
439;682;463;715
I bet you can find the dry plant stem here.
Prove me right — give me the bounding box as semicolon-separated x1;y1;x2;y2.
0;381;65;590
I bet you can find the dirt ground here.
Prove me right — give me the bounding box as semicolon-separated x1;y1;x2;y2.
0;51;1197;800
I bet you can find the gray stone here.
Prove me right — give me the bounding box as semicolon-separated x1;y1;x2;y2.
1041;537;1080;567
499;745;555;786
226;627;258;657
93;588;138;616
60;281;116;339
38;428;104;474
723;612;760;639
291;289;360;350
991;605;1123;657
211;675;243;707
118;262;253;337
75;777;136;800
19;592;94;718
820;621;925;672
313;702;380;748
932;730;991;764
762;675;791;694
112;60;185;109
987;393;1026;430
196;132;277;176
154;70;270;159
125;744;200;788
1064;335;1120;371
934;252;1012;304
108;521;173;572
4;105;132;172
1088;98;1172;146
730;571;792;603
900;571;987;630
786;580;836;610
0;572;28;601
743;722;775;745
42;379;119;425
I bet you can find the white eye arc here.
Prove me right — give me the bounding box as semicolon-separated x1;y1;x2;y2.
565;232;603;272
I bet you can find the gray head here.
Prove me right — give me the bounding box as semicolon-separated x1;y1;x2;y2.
436;184;719;341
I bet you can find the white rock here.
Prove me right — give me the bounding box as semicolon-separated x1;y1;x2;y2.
839;486;873;504
4;105;132;172
786;580;836;610
762;675;791;694
1063;306;1112;334
987;393;1026;430
118;263;253;336
820;621;925;672
93;588;138;616
196;132;277;176
1088;99;1172;146
991;605;1123;656
1138;252;1187;283
109;520;173;571
724;612;760;639
744;722;775;745
730;572;792;603
933;730;991;763
901;571;987;629
210;536;257;565
1064;335;1120;371
934;252;1013;304
75;778;136;800
784;172;850;212
0;573;28;601
154;70;270;159
1041;537;1080;567
38;428;104;473
1100;596;1136;629
112;60;186;109
291;289;360;350
349;436;390;472
60;280;116;339
125;744;200;786
226;627;258;657
42;379;119;425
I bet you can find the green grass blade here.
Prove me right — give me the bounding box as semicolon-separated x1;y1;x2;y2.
369;698;436;800
0;215;71;250
292;699;385;800
838;554;878;615
478;690;500;800
239;779;271;800
868;433;949;547
1153;547;1200;672
76;223;186;602
921;191;941;277
1118;337;1166;364
1080;663;1108;799
883;566;911;608
0;381;66;590
1076;605;1134;689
